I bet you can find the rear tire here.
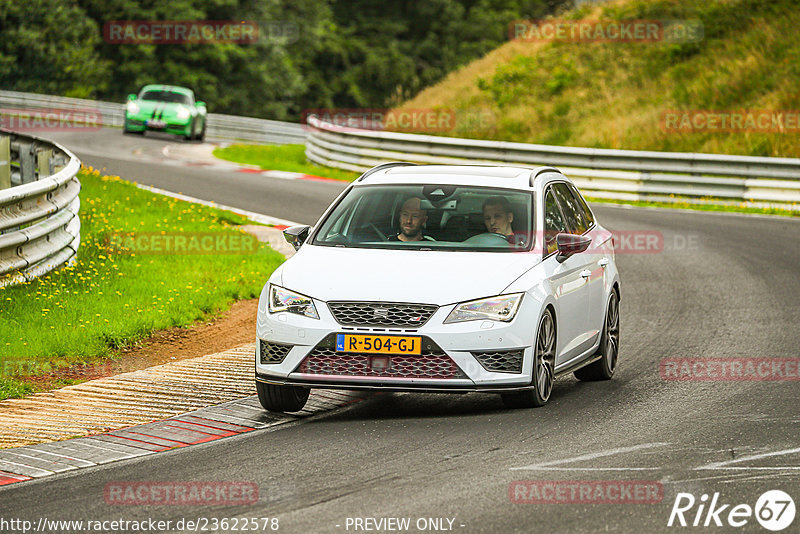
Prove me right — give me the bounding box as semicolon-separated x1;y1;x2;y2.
256;380;310;412
574;289;619;381
501;308;555;408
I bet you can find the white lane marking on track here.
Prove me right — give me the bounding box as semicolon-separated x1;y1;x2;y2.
134;184;301;227
262;170;304;180
509;442;669;471
667;471;799;485
513;467;661;471
696;447;800;470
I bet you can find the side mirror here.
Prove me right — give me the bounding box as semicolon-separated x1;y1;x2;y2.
127;94;137;101
196;101;206;108
556;233;592;263
283;225;311;251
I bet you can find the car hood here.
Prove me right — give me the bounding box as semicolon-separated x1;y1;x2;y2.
277;244;539;305
133;100;186;116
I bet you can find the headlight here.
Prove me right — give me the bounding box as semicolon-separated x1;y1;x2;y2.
126;101;139;114
444;293;523;324
176;106;191;120
268;285;319;319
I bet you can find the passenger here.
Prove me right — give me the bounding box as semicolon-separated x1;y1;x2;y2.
482;196;515;241
390;197;434;242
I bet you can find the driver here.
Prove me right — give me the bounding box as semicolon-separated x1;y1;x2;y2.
390;197;434;242
482;196;515;241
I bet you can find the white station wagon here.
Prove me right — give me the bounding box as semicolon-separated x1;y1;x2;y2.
255;164;620;411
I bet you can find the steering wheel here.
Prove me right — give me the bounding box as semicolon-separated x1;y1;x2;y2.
463;233;511;246
368;223;388;242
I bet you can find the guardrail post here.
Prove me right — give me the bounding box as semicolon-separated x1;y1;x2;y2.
51;154;68;174
0;130;82;287
0;136;9;190
37;148;53;179
19;142;35;183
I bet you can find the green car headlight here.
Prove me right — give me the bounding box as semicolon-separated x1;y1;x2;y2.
176;106;191;120
126;101;139;114
444;293;523;324
268;285;319;319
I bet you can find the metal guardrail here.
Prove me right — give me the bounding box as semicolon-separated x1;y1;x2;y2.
305;116;800;206
0;90;306;145
0;130;81;287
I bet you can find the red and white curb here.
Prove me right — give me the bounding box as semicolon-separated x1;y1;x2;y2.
0;392;367;486
161;143;344;183
234;167;342;183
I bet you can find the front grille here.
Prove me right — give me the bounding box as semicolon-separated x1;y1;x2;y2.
296;334;466;379
328;301;438;327
260;340;293;364
472;349;524;373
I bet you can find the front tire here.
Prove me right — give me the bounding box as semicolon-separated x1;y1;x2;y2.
501;308;556;408
184;119;195;141
123;118;142;135
574;289;619;381
256;380;310;412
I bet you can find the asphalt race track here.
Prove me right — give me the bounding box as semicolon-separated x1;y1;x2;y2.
44;128;346;225
2;128;799;533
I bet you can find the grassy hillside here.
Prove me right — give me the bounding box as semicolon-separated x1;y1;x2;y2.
395;0;800;157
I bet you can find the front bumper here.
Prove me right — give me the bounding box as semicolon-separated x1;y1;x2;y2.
255;295;539;391
255;373;538;393
125;115;190;134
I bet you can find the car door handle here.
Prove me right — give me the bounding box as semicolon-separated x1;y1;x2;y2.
580;269;592;279
599;258;610;268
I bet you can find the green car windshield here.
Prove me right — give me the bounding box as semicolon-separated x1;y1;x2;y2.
140;90;192;105
312;184;535;252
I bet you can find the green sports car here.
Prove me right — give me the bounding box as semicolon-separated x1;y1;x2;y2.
123;84;207;141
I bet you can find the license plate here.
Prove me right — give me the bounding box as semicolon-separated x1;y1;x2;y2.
336;334;421;355
146;119;166;128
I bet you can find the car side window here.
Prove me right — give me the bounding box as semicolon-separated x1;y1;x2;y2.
544;189;567;255
552;182;587;235
567;183;595;228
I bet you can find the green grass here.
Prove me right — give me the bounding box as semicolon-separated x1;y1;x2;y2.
0;378;33;400
0;167;286;400
586;197;800;217
398;0;800;158
213;143;359;181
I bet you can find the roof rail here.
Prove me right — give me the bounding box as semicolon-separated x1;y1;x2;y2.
530;166;562;187
357;161;417;182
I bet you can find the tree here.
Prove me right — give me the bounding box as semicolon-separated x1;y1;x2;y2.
0;0;110;98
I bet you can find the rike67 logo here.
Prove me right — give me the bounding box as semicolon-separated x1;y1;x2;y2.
668;490;795;531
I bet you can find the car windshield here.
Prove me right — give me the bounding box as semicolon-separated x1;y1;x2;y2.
312;184;535;252
139;90;192;105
